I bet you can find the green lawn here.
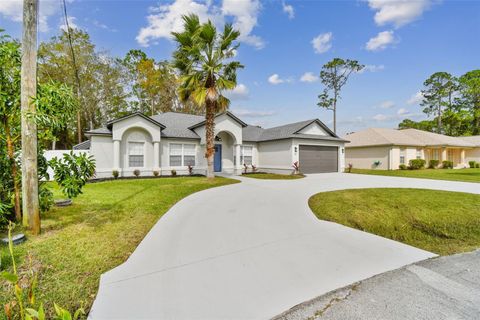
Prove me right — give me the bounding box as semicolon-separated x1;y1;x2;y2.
309;188;480;255
350;168;480;183
242;173;305;180
0;177;237;317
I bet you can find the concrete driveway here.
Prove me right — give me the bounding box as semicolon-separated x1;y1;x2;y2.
89;173;480;319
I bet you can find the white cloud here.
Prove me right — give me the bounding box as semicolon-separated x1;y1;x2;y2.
311;32;333;54
60;16;79;32
368;0;432;28
224;83;249;100
300;72;319;83
137;0;264;49
268;74;285;85
0;0;60;32
282;1;294;19
373;110;422;122
397;108;409;115
365;30;397;51
373;113;388;121
379;100;395;109
231;108;276;118
357;64;385;73
407;91;424;105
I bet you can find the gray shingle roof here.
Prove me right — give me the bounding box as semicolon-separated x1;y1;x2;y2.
458;135;480;147
73;140;91;150
151;112;203;139
85;127;112;135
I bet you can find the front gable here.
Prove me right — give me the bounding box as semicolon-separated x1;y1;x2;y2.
297;122;329;136
192;112;245;145
111;114;163;142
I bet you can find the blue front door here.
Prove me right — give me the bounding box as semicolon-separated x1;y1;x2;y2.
214;144;222;172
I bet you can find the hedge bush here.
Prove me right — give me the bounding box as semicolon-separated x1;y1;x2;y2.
428;159;439;169
408;159;426;170
442;160;454;169
399;164;408;170
469;161;477;168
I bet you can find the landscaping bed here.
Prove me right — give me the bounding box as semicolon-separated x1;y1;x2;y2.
0;177;237;317
349;168;480;183
242;172;305;180
309;188;480;255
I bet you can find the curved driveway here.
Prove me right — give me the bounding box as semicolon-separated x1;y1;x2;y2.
90;173;480;319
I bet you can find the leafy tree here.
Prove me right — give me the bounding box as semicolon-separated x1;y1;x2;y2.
420;72;457;133
317;58;364;133
398;118;437;132
457;70;480;134
172;14;243;178
49;152;96;199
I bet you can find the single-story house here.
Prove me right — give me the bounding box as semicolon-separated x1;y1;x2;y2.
344;127;480;170
78;111;347;177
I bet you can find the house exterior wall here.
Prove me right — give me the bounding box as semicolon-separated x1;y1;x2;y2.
257;139;293;174
345;146;390;170
160;138;203;176
293;138;345;172
112;116;161;142
466;148;480;163
298;123;328;135
90;135;114;178
120;128;154;177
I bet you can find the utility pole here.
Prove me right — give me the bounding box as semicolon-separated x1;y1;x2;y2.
21;0;40;234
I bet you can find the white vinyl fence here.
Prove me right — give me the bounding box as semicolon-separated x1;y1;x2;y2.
43;150;90;181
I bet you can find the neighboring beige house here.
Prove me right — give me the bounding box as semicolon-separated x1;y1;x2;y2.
78;112;347;177
344;128;480;170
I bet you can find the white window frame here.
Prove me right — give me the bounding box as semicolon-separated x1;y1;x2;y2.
128;141;145;168
432;149;439;160
416;148;422;159
240;145;253;166
169;143;197;167
399;148;406;165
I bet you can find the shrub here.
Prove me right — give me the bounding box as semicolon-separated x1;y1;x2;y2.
187;165;193;175
171;169;177;176
153;170;160;177
373;160;381;168
346;163;353;173
428;160;439;169
292;161;300;174
469;161;476;168
399;164;408;170
476;163;480;168
49;152;96;199
251;164;258;173
133;169;140;177
442;160;454;169
408;159;426;170
112;170;119;179
243;163;249;174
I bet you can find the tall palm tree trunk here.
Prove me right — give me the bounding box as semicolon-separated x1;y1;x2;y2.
205;100;215;178
5;119;22;221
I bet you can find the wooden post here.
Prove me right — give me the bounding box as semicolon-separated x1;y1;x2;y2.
21;0;40;234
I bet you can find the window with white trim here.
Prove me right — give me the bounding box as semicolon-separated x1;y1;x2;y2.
432;149;439;160
169;143;196;167
416;148;422;159
241;146;253;165
128;142;144;167
399;148;406;165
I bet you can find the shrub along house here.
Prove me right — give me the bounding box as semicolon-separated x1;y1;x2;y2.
78;112;347;177
344;128;480;170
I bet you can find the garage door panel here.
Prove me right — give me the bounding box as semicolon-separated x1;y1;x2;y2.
299;145;338;173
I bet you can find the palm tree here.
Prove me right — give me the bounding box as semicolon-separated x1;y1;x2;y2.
172;14;243;178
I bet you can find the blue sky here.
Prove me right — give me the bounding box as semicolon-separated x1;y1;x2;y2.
1;0;479;135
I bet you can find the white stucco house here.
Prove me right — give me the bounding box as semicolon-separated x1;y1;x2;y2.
77;111;347;177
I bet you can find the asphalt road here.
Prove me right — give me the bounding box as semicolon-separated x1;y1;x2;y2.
274;250;480;320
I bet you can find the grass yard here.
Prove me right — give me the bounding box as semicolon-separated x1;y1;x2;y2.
242;173;305;180
309;188;480;255
350;168;480;183
0;177;237;318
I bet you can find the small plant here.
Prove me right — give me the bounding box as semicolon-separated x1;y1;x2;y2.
476;163;480;168
251;164;258;173
469;161;476;168
112;170;119;179
292;161;300;174
153;170;160;177
243;163;249;174
133;169;140;177
49;151;96;200
187;165;193;175
373;160;381;168
428;159;439;169
442;160;454;169
346;163;353;173
399;164;408;170
171;169;177;176
1;222;84;320
408;159;426;170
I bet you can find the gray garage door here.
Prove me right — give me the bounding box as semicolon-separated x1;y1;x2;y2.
299;145;338;173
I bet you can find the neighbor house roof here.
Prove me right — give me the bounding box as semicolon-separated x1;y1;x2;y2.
345;127;475;148
84;112;343;143
73;140;91;150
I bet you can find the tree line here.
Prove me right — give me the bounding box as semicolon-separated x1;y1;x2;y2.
399;70;480;136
